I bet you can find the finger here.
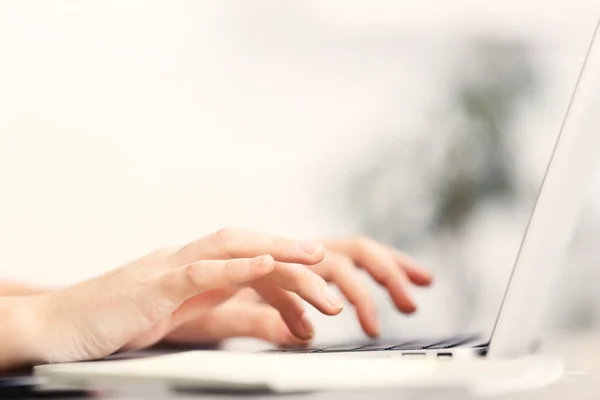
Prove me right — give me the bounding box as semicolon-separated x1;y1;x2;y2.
313;254;379;337
166;303;304;346
266;262;344;316
252;280;314;342
388;247;433;286
172;228;325;266
169;288;239;327
234;287;262;302
159;255;275;304
322;238;433;287
330;237;417;313
124;289;241;351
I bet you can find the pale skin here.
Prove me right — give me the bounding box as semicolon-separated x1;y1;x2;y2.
0;228;432;372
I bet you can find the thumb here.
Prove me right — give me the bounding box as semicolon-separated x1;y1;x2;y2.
30;255;275;364
168;288;239;328
166;302;306;346
159;255;275;304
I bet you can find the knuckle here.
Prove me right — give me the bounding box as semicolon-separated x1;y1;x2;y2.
183;263;198;287
213;227;237;243
297;265;317;280
109;264;151;286
269;235;283;249
288;265;316;288
372;271;391;286
327;255;355;277
385;270;407;287
353;236;372;252
223;259;242;285
133;246;177;267
298;268;325;292
336;254;356;269
153;246;178;264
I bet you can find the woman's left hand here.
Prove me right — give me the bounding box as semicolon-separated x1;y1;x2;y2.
137;236;433;349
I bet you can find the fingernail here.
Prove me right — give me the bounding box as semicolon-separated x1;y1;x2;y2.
368;309;381;338
301;314;315;340
372;323;381;338
419;269;433;280
322;287;344;310
404;301;417;314
296;240;323;255
251;255;272;269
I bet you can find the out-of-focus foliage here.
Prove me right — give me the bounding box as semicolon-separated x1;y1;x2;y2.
342;39;539;248
329;39;543;331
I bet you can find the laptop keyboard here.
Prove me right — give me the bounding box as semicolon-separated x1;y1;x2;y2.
265;334;487;354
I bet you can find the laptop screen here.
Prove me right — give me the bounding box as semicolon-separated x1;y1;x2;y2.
300;9;600;342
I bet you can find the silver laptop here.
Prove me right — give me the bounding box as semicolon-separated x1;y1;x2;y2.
34;16;600;392
259;16;600;361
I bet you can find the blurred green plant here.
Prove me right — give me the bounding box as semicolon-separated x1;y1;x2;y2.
341;38;539;248
331;38;541;329
434;40;538;232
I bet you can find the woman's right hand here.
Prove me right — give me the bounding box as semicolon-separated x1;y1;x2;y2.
6;228;344;368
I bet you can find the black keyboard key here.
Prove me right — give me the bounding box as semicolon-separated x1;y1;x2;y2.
265;346;320;353
262;334;486;354
387;340;439;351
317;344;366;352
343;341;406;352
424;334;481;349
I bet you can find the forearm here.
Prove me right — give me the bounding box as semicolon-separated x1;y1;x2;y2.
0;297;41;371
0;280;48;296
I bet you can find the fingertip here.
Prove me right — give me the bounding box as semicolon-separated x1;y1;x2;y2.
251;255;275;275
295;240;326;264
410;275;433;287
388;279;418;314
425;272;434;284
360;307;380;338
300;313;315;340
403;264;434;286
262;316;310;346
367;329;380;339
402;303;417;314
313;244;326;261
262;254;275;269
417;270;434;284
320;286;345;315
283;318;315;343
362;319;380;338
330;304;345;316
279;330;311;346
392;295;417;314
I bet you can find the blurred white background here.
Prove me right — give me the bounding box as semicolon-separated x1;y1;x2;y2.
1;1;600;344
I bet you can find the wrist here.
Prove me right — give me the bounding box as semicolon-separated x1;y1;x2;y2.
0;296;45;371
0;281;50;296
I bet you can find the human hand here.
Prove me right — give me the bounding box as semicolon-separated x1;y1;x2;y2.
137;288;309;349
145;236;432;348
10;228;345;366
308;236;432;337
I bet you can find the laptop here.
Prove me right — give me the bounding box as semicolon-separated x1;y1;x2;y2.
261;15;600;361
33;16;600;393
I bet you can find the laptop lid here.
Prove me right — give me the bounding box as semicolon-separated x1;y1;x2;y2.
487;17;600;358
